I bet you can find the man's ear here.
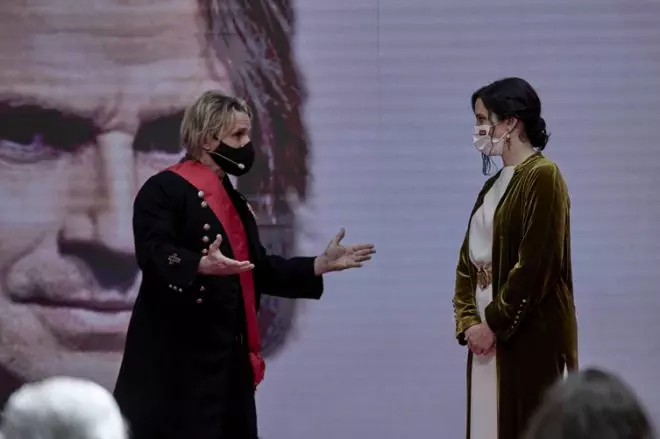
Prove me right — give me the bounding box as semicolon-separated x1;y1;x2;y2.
201;135;217;152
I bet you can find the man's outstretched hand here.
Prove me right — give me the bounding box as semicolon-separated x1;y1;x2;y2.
314;228;376;275
198;234;255;276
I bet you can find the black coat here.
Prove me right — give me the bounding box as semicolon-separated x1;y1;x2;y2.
113;168;323;439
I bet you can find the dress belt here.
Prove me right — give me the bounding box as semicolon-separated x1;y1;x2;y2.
476;263;493;290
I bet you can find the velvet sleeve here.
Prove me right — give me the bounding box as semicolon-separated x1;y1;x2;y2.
484;164;569;341
453;230;481;345
133;175;203;293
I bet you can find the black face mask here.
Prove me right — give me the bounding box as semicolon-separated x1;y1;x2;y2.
208;141;255;176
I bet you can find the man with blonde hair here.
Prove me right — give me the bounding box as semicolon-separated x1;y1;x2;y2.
113;90;376;439
0;377;127;439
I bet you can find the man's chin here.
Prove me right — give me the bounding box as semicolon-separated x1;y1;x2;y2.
0;300;131;395
1;350;124;394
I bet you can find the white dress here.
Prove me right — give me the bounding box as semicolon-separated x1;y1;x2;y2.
468;166;515;439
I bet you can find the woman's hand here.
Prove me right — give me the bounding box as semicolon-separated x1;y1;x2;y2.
465;323;495;356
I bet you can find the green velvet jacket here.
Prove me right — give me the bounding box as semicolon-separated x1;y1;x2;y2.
453;152;578;439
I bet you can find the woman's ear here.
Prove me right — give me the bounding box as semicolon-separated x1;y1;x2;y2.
504;117;518;129
505;118;522;136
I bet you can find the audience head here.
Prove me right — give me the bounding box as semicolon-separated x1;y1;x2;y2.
524;368;654;439
0;377;127;439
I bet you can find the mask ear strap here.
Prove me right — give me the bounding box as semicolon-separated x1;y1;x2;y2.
502;120;520;149
500;119;517;140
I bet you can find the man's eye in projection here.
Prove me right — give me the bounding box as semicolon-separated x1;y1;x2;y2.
0;102;97;164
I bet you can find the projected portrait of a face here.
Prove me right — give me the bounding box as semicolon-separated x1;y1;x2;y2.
0;0;310;403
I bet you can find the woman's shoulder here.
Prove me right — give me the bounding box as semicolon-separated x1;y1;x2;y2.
532;154;559;170
523;155;569;194
521;154;563;178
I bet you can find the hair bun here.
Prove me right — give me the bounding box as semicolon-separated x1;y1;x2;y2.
528;117;549;150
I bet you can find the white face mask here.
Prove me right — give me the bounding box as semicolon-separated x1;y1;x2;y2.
472;124;509;156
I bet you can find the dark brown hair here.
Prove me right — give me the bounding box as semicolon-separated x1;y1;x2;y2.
199;0;309;216
524;368;654;439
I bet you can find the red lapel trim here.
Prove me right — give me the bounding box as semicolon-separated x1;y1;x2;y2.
166;160;265;387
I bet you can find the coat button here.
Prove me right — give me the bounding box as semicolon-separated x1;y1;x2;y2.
202;236;210;243
200;286;206;292
198;191;205;198
202;248;208;255
201;201;208;208
196;298;203;304
203;223;211;231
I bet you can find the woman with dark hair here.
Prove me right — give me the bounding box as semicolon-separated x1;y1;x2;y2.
524;368;654;439
452;77;578;439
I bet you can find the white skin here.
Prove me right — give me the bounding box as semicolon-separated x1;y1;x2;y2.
0;0;233;391
465;98;536;356
196;112;376;277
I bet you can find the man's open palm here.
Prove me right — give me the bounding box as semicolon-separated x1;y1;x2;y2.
199;234;254;276
322;228;376;271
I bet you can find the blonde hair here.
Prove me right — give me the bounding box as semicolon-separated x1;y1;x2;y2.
180;91;252;160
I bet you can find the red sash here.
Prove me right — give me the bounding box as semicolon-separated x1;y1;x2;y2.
167;160;265;388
